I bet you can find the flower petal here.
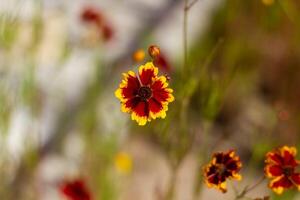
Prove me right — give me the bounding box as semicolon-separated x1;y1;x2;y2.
218;181;227;193
291;173;300;190
207;174;219;185
138;62;158;86
121;97;140;113
266;152;283;165
148;98;167;119
151;76;174;103
265;165;283;177
269;176;293;194
280;146;298;166
214;153;224;164
131;101;149;126
226;160;238;171
232;173;242;181
115;71;140;102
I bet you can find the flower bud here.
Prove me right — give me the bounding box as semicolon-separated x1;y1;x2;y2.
148;45;160;58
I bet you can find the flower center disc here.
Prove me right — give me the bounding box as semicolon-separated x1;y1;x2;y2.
218;164;227;175
138;86;152;100
283;167;294;176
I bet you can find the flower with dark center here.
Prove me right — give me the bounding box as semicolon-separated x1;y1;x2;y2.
138;86;152;100
115;62;174;125
203;150;242;193
264;146;300;194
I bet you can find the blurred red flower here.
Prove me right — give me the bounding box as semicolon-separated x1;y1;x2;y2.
101;24;114;41
265;146;300;194
60;179;92;200
153;53;171;73
80;6;114;42
81;7;102;25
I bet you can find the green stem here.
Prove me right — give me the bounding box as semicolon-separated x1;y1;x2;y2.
165;167;178;200
183;0;188;76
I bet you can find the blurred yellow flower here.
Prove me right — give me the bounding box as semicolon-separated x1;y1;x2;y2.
114;152;133;175
132;49;145;62
262;0;274;6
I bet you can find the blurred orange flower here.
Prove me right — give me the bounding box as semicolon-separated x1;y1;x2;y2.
115;62;174;125
133;49;146;63
203;150;242;193
264;146;300;194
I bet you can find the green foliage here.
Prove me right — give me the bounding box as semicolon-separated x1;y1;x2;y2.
0;16;18;49
272;190;297;200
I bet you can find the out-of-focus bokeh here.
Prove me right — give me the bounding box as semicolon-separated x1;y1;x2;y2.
0;0;300;199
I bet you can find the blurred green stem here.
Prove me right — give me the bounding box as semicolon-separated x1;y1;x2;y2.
183;0;188;76
165;165;179;200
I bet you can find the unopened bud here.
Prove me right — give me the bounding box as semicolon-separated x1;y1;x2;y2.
148;45;160;58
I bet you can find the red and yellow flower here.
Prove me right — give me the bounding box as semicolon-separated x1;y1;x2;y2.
203;150;242;193
115;62;174;125
264;146;300;194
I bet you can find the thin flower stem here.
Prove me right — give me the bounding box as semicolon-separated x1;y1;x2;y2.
165;165;179;200
179;0;190;135
245;176;265;193
230;181;239;196
234;176;266;200
183;0;188;75
186;0;199;11
183;0;200;75
278;0;297;24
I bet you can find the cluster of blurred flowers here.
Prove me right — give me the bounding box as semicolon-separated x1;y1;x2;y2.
58;146;299;200
203;146;300;197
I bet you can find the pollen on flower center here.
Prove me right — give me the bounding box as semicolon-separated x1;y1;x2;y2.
138;86;152;100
